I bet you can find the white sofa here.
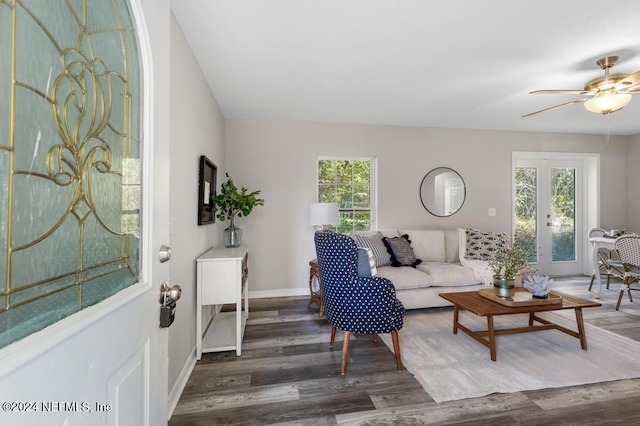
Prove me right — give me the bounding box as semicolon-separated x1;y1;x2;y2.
351;228;493;310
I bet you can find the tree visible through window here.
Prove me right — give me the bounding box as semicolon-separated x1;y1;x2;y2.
318;158;375;234
514;167;538;262
514;166;576;263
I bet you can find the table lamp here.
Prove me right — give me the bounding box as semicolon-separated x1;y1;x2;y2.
309;202;339;230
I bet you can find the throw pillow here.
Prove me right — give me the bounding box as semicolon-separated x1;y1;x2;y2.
352;231;392;267
383;234;423;267
356;247;377;278
465;228;508;261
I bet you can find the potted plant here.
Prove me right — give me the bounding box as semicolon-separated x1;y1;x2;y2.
488;240;532;298
211;173;264;247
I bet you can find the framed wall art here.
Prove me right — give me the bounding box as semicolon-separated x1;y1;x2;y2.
198;155;217;225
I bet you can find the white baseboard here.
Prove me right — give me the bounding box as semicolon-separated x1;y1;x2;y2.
249;288;310;299
168;346;196;420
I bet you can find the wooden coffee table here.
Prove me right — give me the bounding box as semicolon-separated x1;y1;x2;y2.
439;289;601;361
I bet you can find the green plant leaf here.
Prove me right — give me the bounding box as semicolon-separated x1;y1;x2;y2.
210;173;264;222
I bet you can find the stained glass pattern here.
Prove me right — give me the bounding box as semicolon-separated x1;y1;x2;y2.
0;0;142;348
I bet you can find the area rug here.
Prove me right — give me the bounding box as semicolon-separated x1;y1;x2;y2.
380;308;640;403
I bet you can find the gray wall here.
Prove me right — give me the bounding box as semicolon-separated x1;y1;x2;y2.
168;14;226;402
224;120;631;296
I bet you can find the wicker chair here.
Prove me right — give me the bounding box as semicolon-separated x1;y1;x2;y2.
588;228;624;291
314;230;404;375
614;235;640;310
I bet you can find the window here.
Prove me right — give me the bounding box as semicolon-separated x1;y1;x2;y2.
317;157;376;233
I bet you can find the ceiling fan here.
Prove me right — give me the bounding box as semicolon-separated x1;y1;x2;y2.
523;56;640;117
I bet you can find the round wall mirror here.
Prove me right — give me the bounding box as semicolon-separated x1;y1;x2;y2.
420;167;466;217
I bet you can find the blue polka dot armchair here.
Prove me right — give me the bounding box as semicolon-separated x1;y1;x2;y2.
314;230;404;374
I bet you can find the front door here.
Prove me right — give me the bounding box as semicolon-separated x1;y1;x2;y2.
0;1;170;425
514;157;584;276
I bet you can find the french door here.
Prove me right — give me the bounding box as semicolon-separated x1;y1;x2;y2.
514;157;584;276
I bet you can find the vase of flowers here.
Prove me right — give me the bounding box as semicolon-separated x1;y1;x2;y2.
210;173;264;248
489;240;532;298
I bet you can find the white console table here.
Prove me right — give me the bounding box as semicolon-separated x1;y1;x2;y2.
196;245;249;359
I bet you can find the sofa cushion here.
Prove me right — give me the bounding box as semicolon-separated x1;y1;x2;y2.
443;229;460;263
351;231;391;267
465;228;508;261
383;235;422;267
402;230;446;262
356;247;377;277
376;265;433;290
415;262;480;287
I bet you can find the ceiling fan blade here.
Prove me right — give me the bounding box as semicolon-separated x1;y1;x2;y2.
522;98;590;118
616;70;640;93
529;89;590;95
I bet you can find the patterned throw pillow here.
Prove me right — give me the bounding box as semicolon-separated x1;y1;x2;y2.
352;232;392;267
356;247;377;277
465;228;508;261
382;235;423;267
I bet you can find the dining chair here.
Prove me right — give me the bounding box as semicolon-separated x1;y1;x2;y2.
314;230;404;375
588;228;624;291
613;235;640;310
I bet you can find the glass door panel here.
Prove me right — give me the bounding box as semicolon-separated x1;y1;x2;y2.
551;168;576;262
0;0;142;349
514;167;538;263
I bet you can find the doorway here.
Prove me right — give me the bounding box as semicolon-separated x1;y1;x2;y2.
513;153;599;276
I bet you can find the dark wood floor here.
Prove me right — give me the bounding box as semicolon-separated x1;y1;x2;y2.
169;276;640;425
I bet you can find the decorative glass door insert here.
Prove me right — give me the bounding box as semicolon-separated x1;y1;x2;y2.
0;0;142;349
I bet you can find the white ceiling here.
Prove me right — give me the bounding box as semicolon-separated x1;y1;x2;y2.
171;0;640;136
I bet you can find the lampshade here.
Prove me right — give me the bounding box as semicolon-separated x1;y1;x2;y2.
584;92;632;114
309;202;339;227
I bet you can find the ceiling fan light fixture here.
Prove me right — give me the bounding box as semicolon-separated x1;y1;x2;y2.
524;56;639;118
584;92;631;114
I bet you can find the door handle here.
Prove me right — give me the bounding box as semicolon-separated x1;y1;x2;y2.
159;282;182;304
159;283;182;328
